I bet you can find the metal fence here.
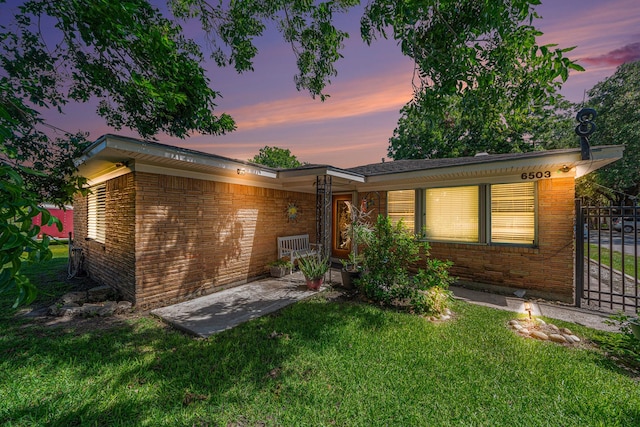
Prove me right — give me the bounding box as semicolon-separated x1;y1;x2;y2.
576;200;640;313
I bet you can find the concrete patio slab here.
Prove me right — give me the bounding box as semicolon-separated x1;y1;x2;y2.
151;272;322;338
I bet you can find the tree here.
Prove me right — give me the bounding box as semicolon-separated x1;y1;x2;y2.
168;0;358;101
250;146;303;169
1;0;239;305
580;60;640;205
0;165;60;307
529;98;579;151
368;0;583;159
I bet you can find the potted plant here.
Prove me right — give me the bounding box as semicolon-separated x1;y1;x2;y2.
268;259;293;278
340;202;373;289
297;255;329;290
340;253;363;289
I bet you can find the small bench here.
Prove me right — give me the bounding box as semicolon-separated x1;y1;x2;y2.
277;234;322;264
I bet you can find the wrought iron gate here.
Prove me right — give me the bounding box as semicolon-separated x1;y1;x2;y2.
576;200;640;313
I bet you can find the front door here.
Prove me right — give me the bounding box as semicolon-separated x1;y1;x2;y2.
332;195;352;259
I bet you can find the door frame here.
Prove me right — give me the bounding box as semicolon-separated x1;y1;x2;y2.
332;194;353;259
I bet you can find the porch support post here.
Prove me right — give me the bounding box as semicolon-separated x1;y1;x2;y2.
316;175;332;261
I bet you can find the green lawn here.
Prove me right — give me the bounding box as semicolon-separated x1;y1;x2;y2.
1;247;639;426
587;243;639;278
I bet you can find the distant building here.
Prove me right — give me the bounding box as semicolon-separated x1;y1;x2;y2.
35;204;74;239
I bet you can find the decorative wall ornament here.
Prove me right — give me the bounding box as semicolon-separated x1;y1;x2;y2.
286;202;300;222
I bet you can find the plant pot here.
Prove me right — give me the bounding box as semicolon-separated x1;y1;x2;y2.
305;277;323;291
629;320;640;340
270;266;291;278
340;269;361;289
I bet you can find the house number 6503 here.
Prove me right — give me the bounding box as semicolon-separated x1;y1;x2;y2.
521;171;551;180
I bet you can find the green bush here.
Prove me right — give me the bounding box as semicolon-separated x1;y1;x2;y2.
358;215;454;315
601;311;640;370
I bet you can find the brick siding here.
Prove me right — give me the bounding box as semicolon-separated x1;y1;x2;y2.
427;177;576;302
355;179;576;302
75;171;577;306
76;172;316;308
73;174;136;301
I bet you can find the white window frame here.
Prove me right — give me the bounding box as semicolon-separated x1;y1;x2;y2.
87;184;106;243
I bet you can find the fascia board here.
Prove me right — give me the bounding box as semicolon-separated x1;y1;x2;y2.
77;135;277;179
362;151;587;184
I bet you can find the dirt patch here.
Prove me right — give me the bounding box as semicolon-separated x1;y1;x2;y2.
15;273;158;335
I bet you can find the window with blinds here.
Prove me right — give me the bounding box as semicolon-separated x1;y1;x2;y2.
87;184;106;243
491;182;535;245
425;186;479;242
387;190;415;232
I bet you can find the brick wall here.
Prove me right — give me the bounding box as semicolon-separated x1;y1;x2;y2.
75;172;316;307
133;172;316;307
73;174;136;301
371;179;576;302
427;177;576;302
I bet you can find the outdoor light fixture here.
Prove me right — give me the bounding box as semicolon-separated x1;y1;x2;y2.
559;165;571;173
524;301;532;320
237;168;246;175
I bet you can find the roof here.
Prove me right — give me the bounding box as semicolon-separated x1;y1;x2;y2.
75;134;624;193
348;149;591;176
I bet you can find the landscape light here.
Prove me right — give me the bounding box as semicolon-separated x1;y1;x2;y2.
524;301;532;319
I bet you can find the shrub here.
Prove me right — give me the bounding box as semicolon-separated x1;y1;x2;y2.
358;215;454;315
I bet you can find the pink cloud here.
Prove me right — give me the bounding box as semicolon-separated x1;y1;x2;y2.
581;42;640;67
225;70;414;131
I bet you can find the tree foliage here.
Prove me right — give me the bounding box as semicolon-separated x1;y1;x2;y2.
250;146;303;169
1;0;238;304
580;60;640;205
169;0;359;101
0;165;60;307
366;0;584;159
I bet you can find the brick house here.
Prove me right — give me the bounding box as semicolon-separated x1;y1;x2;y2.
74;134;623;308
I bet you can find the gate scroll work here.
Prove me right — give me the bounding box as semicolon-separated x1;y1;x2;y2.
576;200;640;313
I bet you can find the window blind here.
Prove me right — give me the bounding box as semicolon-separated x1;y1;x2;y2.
387;190;415;232
491;182;535;244
87;184;106;243
425;186;479;242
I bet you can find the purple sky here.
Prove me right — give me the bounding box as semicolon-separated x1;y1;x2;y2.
25;0;640;167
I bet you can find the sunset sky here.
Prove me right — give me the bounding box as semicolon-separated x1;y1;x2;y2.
23;0;640;167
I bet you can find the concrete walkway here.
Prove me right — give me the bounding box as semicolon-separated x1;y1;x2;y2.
450;286;618;332
152;271;619;337
151;271;322;338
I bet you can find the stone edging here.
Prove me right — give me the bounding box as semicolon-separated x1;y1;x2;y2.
508;318;581;344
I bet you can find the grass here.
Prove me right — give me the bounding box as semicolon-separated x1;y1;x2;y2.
1;247;639;426
587;243;639;278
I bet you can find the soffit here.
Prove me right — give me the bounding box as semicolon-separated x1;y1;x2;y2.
352;145;624;192
75;135;624;193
